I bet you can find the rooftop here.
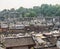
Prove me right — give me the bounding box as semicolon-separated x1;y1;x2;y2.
3;36;35;47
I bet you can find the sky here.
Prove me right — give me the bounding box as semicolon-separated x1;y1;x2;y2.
0;0;60;10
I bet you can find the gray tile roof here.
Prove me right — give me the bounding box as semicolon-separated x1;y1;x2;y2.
3;36;35;47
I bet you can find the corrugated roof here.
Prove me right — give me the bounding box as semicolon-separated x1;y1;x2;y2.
36;37;46;44
9;25;25;29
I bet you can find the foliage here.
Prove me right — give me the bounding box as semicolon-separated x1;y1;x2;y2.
0;4;60;20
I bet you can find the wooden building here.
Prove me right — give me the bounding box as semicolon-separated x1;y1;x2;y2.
0;25;25;34
3;36;35;49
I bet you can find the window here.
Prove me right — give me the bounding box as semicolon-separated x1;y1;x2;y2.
6;47;12;49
